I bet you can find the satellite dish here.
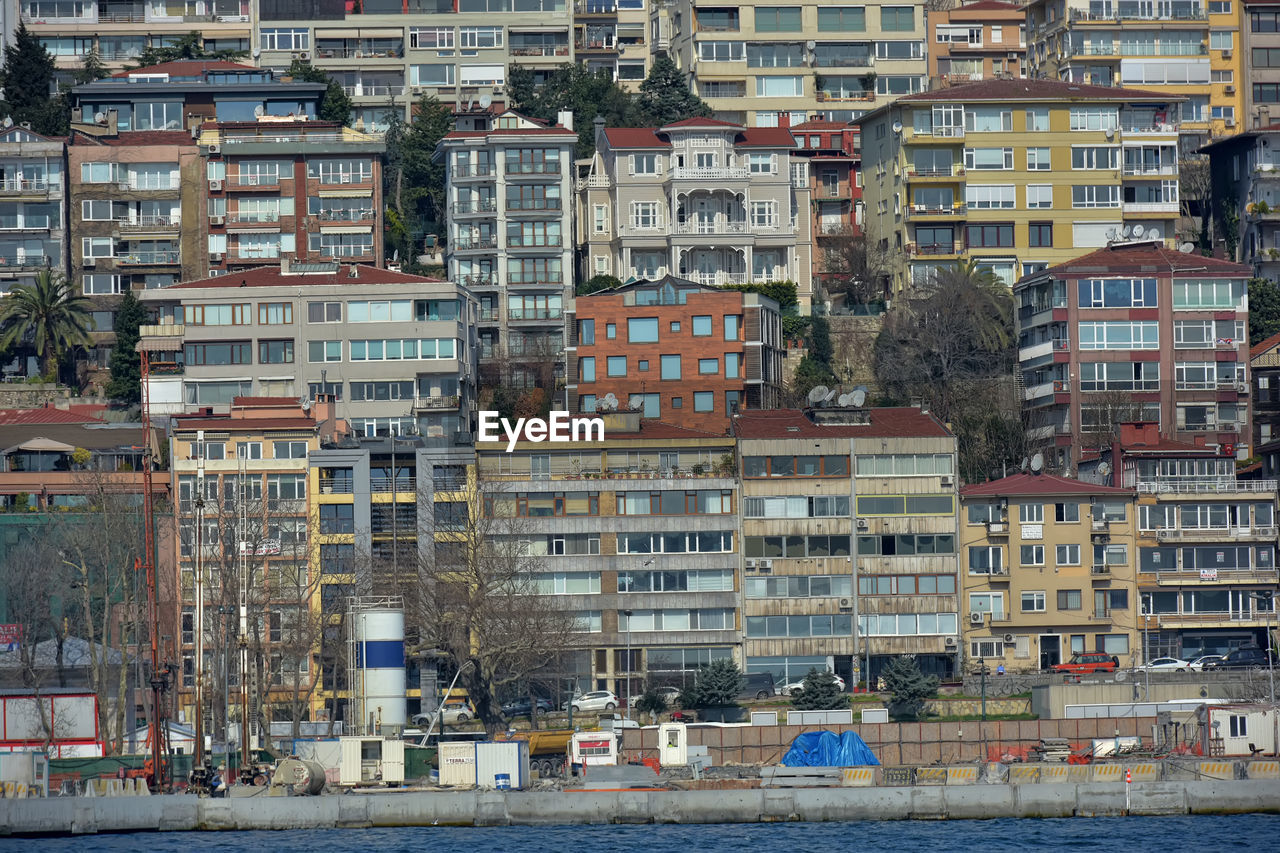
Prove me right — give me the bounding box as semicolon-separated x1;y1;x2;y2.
1121;225;1132;239
1106;228;1118;242
1020;456;1030;472
808;385;831;405
824;388;836;402
806;40;816;50
1179;242;1196;253
1030;453;1044;473
92;112;104;124
603;392;619;411
392;248;399;262
1097;461;1112;477
1146;227;1161;242
891;121;903;134
1131;224;1145;238
253;105;265;117
852;389;866;407
479;93;493;109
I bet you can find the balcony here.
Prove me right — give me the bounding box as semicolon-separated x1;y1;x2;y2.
506;199;563;212
906;242;957;257
341;84;406;98
505;163;562;176
1122;200;1179;214
1144;611;1272;630
412;395;461;411
508;273;564;285
1068;7;1207;21
1151;525;1280;543
452;164;495;179
672;166;750;181
1090;564;1112;579
117;251;180;266
575;0;617;12
682;271;749;286
1123;165;1178;177
904;126;965;141
370;478;415;494
0;254;50;270
0;179;50;197
509;45;571;57
1137;479;1277;494
1024;379;1070;401
904;167;964;181
507;308;563;322
452;199;497;215
904;204;966;220
229;175;281;190
458;273;497;289
1018;338;1070;362
116;215;180;232
315;209;374;223
227;212;280;225
453;235;498;251
506;235;564;248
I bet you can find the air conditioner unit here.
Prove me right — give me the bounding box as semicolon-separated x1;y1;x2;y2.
210;252;224;261
1003;633;1015;644
1223;50;1232;59
1091;519;1108;531
83;257;95;268
941;474;954;487
838;597;853;610
969;612;985;625
986;521;1006;534
856;518;869;531
1226;84;1236;94
209;215;225;225
745;559;758;569
412;87;423;95
944;636;957;648
209;180;222;191
1156;529;1170;541
207;143;220;155
1236;382;1249;393
758;559;773;570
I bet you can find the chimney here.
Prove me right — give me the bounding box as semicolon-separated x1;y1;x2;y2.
1260;106;1273;130
557;109;574;132
593;115;606;151
1118;420;1159;446
280;255;291;275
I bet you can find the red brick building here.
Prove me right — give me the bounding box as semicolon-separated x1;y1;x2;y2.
565;276;785;432
789;120;862;304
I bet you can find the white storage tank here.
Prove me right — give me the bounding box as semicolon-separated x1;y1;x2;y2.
476;741;530;790
438;741;477;787
353;607;407;733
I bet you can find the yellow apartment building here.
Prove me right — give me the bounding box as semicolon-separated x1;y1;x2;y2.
959;472;1140;672
927;0;1028;86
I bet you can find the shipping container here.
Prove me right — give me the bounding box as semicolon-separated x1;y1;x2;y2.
570;731;618;767
438;741;477;787
475;741;529;790
338;736;404;787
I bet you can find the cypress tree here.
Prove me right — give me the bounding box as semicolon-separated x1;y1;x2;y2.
635;55;712;127
0;24;58;128
105;292;147;405
791;667;846;711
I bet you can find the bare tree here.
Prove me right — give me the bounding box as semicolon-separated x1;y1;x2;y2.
820;226;894;309
409;476;581;734
1180;154;1213;252
1079;390;1149;452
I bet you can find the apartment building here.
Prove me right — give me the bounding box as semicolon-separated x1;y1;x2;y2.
70;61;325;131
0;125;67;298
199;119;385;272
789;119;861;298
253;0;575;130
858;79;1184;291
476;410;740;696
959;472;1139;672
20;0;250;75
1024;0;1241;144
1081;421;1279;659
564;276;784;430
1014;241;1253;471
927;0;1027;87
168;396;333;740
1246;0;1280;129
734;406;959;685
309;435;474;722
658;0;928;127
1203;126;1280;277
1251;332;1280;452
578;117;816;310
575;0;653;86
437;110;576;382
137;260;478;440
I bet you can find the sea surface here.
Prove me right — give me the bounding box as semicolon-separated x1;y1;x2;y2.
2;815;1277;852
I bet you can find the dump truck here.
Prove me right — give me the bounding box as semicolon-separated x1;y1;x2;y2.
497;730;573;777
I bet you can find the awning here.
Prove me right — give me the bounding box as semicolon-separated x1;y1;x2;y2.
317;28;360;39
320;225;373;235
356;28;403;38
2;437;76;454
317;188;373;198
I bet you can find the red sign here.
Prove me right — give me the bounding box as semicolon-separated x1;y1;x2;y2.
0;624;20;651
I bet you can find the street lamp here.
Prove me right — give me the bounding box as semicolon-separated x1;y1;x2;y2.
622;609;633;720
1250;591;1276;705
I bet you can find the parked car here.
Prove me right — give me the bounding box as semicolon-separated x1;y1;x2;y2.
1135;657;1189;672
653;686;682;706
739;672;777;699
1187;654;1225;671
779;673;846;695
501;698;553;718
564;690;619;713
411;701;473;727
1204;647;1274;670
1050;652;1119;674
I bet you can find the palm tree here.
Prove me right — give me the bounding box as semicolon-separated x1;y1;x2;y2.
0;269;92;381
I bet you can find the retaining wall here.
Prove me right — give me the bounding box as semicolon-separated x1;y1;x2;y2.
2;781;1278;835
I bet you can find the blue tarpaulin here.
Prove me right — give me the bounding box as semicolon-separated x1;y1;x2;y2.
780;730;880;767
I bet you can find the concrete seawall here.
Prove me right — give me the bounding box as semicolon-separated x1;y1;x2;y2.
3;781;1280;835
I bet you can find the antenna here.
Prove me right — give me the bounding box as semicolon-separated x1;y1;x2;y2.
806;40;816;50
92;112;104;124
808;385;831;406
1030;453;1044;474
852;389;866;407
602;392;619;412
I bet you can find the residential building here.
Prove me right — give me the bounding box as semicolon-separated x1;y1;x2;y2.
437;110;576;385
1014;241;1253;471
68;128;201;384
1244;0;1280;129
1024;0;1241;145
1081;421;1278;659
575;0;653;86
0;126;67;299
734;406;959;685
858;79;1185;292
138;260;478;441
253;0;576;130
578;117;816;310
1251;331;1280;456
476;410;740;696
168;396;338;741
20;0;253;75
959;472;1139;672
199;119;386;272
1202;126;1280;277
927;0;1027;87
789;119;862;300
564;276;784;430
658;0;929;126
70;61;325;131
309;434;474;722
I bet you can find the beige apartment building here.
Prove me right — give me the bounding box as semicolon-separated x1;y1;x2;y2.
960;473;1140;672
656;0;928;127
927;0;1027;87
857;78;1184;291
735;406;960;686
577;117;816;310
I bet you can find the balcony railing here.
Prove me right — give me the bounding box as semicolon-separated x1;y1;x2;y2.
510;46;571;57
453;199;497;214
906;242;956;256
231;175;281;187
316;209;374;222
1137;479;1277;494
682;271;749;286
370;478;415;493
1150;525;1280;542
506;235;564;247
413;395;460;411
0;179;49;194
672;166;750;180
906;167;963;179
453;236;498;250
507;199;563;211
1069;7;1207;21
906;204;967;218
0;254;50;269
227;212;280;224
505;163;561;175
508;274;564;285
459;273;496;288
507;308;563;321
1122;200;1179;213
117;215;180;231
117;251;180;265
452;164;495;178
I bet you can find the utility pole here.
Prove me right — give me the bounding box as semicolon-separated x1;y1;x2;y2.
191;432;207;787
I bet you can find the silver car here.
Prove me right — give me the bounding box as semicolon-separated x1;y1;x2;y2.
565;690;619;712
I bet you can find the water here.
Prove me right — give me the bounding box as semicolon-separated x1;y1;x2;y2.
2;815;1276;852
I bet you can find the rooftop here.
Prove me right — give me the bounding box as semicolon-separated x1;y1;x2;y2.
107;60;259;79
1251;330;1280;360
1026;242;1251;282
602;126;796;150
733;407;952;440
892;78;1181;104
961;471;1133;498
70;130;197;147
0;407;104;426
161;263;444;290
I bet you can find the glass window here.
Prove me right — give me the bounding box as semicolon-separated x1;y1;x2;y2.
628;317;659;343
607;356;626;377
694;391;714;412
660;354;681;380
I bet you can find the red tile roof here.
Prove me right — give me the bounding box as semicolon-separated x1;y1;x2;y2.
662;117;745;130
110;60;257;78
737;128;797;147
1121;437;1219;455
893;79;1181;104
442;127;576;139
947;0;1023;11
1031;242;1251;280
734;408;952;439
790;120;853;131
602;126;795;149
166;264;444;289
602;128;668;148
71;130;196;147
1252;330;1280;360
0;407;104;426
961;472;1132;497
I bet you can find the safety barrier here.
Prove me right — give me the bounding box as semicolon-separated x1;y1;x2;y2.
840;767;876;787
